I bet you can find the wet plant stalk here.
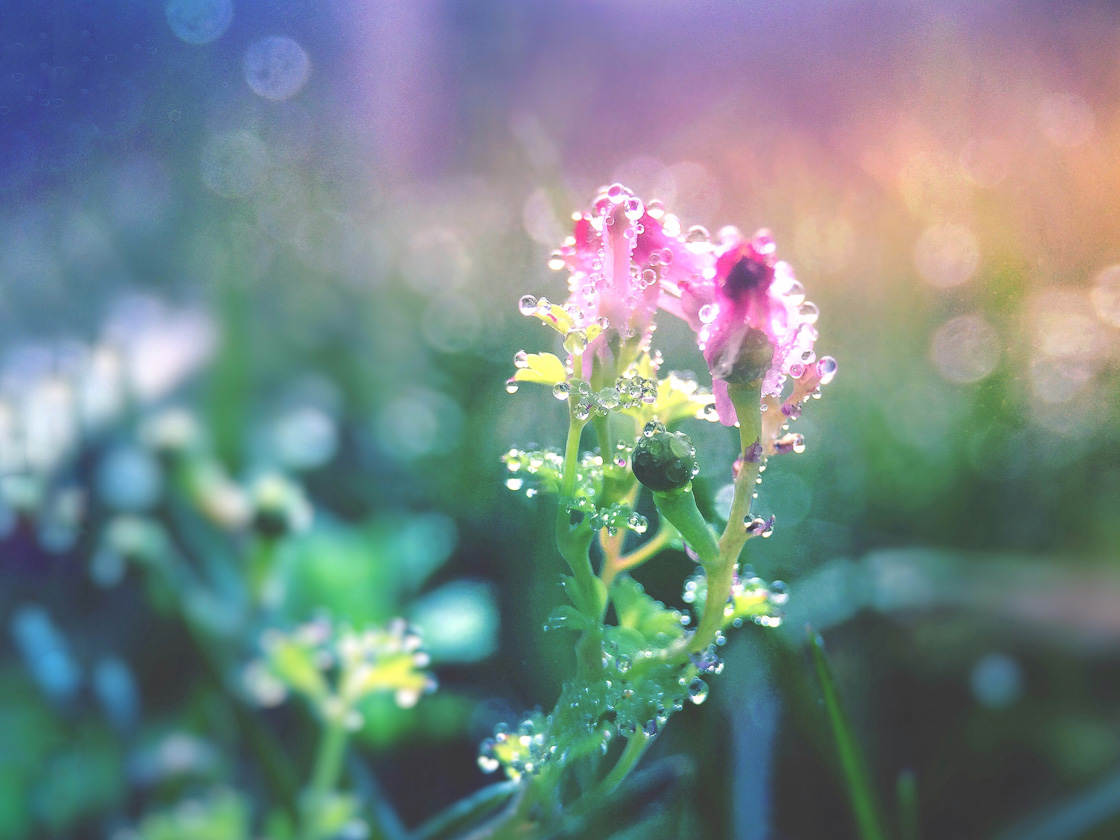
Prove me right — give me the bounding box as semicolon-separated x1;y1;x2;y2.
301;716;349;840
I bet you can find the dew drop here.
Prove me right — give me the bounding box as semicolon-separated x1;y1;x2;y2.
518;294;538;316
505;380;519;395
564;330;588;354
784;279;806;305
552;382;570;400
751;230;776;257
768;580;789;606
685;225;710;244
547;251;566;271
816;356;838;385
687;677;709;705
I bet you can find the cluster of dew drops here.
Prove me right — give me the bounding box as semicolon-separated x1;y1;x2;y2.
501;447;564;499
478;633;717;781
508;342;663;423
500;446;649;536
683;565;789;631
477;717;553;781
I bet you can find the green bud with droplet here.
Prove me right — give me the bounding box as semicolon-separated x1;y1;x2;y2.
632;429;698;492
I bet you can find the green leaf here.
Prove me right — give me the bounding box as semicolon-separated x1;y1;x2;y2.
808;629;888;840
560;574;607;619
611;576;687;646
545;604;595;633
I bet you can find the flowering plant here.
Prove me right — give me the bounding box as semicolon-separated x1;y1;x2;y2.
475;183;836;836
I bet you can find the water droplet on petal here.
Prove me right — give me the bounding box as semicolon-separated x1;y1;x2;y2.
685;225;710;244
624;196;644;221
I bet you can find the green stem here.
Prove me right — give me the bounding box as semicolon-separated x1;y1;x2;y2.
604;523;674;586
686;557;736;655
248;536;279;605
596;733;651;798
301;716;349;840
310;717;348;798
673;383;764;657
651;487;718;565
717;383;763;561
556;417;602;619
593;414;612;468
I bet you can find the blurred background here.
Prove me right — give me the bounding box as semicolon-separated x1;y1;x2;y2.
2;0;1119;837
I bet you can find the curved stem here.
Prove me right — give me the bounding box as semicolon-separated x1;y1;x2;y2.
651;487;719;565
688;384;763;653
602;518;677;588
597;733;651;798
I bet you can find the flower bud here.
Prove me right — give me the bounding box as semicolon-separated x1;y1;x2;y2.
250;473;312;538
716;327;774;386
631;427;698;492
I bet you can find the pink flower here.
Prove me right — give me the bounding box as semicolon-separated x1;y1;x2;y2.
659;227;821;427
551;184;703;378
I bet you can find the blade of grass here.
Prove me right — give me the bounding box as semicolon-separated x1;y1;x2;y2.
896;770;919;840
807;628;888;840
411;781;520;840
